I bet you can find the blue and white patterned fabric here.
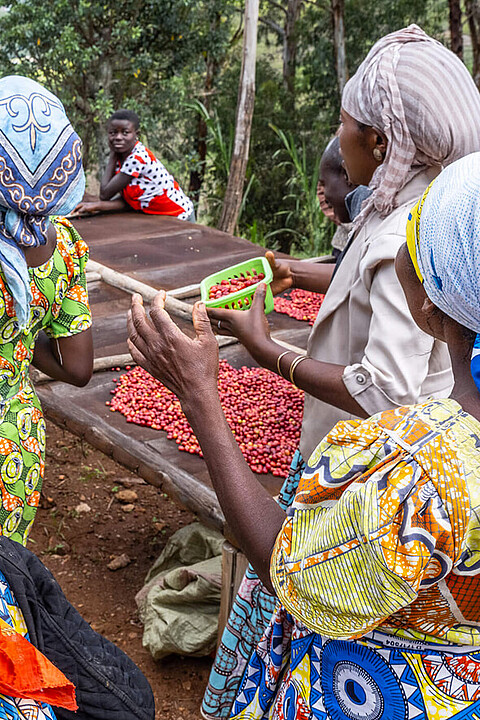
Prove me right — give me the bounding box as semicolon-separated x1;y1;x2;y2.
415;152;480;334
0;76;85;328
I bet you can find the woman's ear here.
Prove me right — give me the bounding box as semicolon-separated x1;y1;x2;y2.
374;130;387;160
365;126;388;162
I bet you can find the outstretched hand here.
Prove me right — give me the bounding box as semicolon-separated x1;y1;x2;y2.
127;292;219;406
207;283;271;353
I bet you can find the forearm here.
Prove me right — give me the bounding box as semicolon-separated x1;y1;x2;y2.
98;198;129;212
31;333;75;384
289;260;335;294
249;339;368;418
182;391;285;590
32;330;93;386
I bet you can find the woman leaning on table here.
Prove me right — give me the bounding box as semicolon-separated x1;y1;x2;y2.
128;151;480;720
0;76;93;546
200;25;480;718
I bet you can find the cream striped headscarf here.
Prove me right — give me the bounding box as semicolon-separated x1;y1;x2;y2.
342;25;480;229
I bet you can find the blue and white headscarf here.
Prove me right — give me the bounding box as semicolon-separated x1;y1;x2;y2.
0;76;85;328
405;152;480;390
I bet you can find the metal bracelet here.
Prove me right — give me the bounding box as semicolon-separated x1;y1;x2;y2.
289;354;308;386
276;350;292;379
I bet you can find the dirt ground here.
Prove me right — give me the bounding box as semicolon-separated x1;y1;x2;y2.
30;419;214;720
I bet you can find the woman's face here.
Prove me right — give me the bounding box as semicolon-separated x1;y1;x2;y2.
339;109;384;186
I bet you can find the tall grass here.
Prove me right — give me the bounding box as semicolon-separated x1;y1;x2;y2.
269;125;332;256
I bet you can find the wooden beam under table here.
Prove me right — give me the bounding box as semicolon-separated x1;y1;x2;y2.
38;384;225;532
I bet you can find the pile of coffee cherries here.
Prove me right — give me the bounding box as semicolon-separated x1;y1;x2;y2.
208;270;265;300
107;360;303;477
274;289;324;325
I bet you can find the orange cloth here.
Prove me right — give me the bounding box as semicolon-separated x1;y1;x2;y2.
0;617;77;710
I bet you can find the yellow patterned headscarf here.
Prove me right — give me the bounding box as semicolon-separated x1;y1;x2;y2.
405;181;435;284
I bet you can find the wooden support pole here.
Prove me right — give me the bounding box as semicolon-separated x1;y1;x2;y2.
85;259;306;353
86;259;193;321
27;258;304;387
37;387;225;531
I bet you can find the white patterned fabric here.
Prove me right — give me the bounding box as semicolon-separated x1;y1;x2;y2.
118;141;193;219
342;25;480;230
413;152;480;333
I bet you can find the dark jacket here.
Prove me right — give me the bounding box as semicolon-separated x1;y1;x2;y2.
0;538;154;720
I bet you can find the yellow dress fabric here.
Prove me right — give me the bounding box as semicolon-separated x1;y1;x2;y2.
0;217;91;544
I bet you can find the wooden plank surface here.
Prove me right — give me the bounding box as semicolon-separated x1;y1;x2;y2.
74;213;277;289
37;213;324;530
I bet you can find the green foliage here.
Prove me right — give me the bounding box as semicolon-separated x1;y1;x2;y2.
0;0;453;256
79;464;106;483
185;98;233;213
269;125;332;256
0;0;226;171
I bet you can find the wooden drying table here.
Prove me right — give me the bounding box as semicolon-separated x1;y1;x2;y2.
36;213;321;533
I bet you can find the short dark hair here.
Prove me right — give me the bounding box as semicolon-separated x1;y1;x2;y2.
321;136;343;174
108;109;140;130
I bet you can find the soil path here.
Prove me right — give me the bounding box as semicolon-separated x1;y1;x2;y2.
30;420;213;720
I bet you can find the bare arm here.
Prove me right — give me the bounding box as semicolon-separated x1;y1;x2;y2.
32;329;93;387
74;198;129;215
96;149;132;200
127;293;285;590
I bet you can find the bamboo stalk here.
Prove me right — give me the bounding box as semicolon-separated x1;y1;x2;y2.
30;354;135;385
86;259;193;321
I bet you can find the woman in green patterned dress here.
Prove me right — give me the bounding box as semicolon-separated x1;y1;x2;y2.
0;76;93;545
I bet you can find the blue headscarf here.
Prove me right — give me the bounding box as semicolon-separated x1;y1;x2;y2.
0;76;85;328
405;152;480;391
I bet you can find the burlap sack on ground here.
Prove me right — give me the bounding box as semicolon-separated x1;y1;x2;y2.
136;522;223;659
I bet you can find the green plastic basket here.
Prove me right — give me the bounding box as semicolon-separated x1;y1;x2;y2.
200;256;274;314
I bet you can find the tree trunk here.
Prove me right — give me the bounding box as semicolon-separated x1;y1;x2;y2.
189;11;221;201
449;0;463;58
283;0;302;98
93;58;113;180
218;0;259;235
188;59;215;201
466;0;480;88
331;0;347;97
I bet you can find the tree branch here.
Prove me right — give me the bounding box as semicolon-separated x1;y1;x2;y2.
264;0;288;16
259;16;284;36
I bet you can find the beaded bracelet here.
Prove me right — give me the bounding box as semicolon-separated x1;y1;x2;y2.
276;350;292;379
289;354;309;386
